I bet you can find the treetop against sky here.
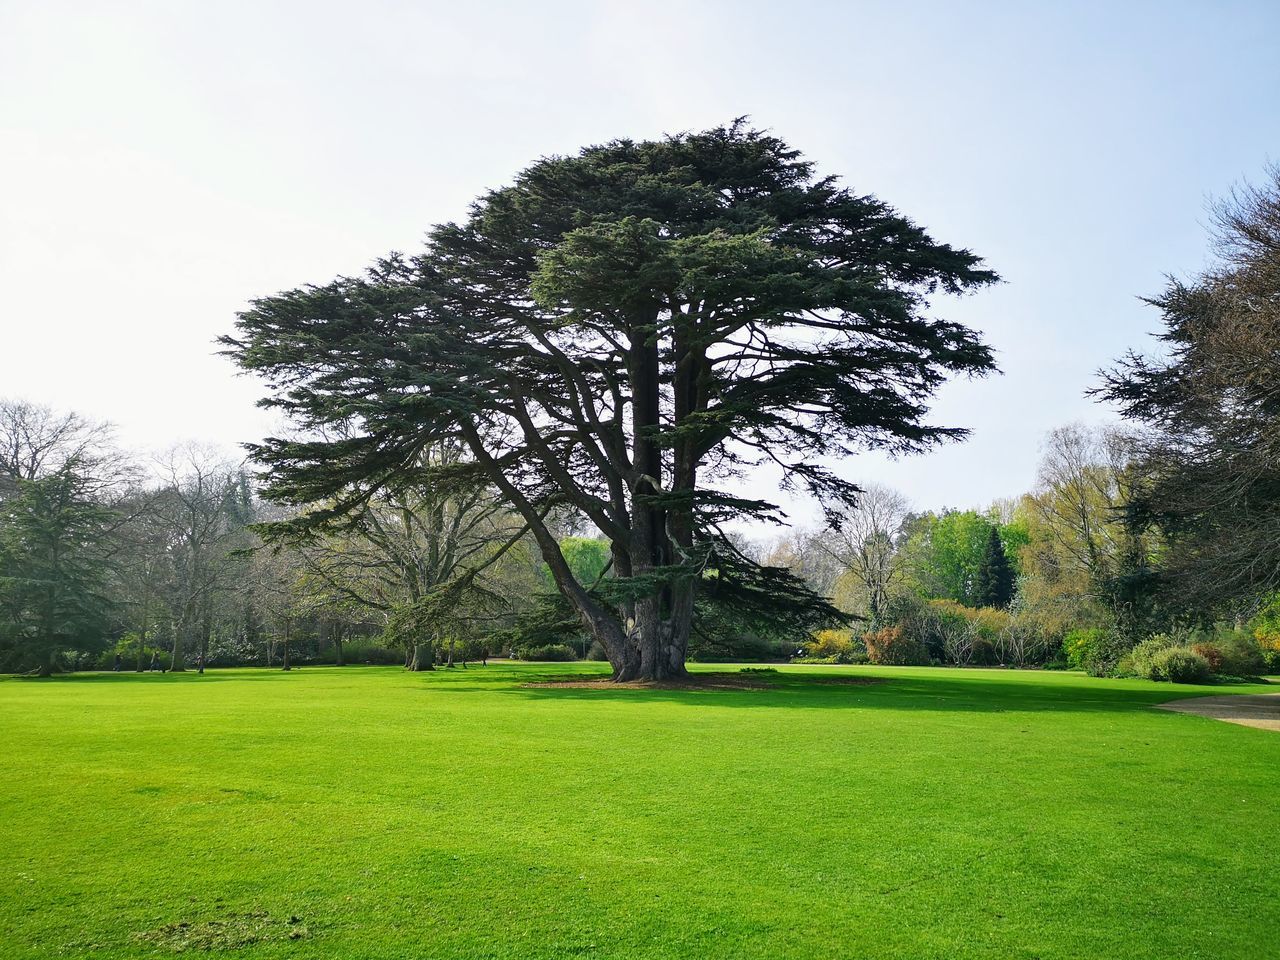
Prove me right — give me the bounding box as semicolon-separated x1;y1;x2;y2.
2;2;1277;521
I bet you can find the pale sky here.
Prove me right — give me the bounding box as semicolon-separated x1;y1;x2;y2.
2;1;1278;525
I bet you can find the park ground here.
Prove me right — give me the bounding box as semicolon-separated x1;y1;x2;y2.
1;664;1277;959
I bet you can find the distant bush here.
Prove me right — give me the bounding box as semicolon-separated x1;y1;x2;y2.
1213;630;1266;678
864;626;928;666
337;642;403;666
794;651;869;665
1190;642;1224;673
1125;629;1266;681
1149;648;1211;684
1261;640;1280;675
1063;628;1112;676
799;629;864;664
892;598;1049;667
1119;634;1181;679
513;643;577;662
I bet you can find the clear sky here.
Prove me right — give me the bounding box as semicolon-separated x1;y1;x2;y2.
2;1;1277;524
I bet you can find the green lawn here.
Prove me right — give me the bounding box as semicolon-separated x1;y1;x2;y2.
1;664;1276;959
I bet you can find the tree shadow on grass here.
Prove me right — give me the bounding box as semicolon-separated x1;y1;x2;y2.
499;667;1263;716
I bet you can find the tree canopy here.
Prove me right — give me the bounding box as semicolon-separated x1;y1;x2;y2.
223;121;999;680
1101;166;1280;619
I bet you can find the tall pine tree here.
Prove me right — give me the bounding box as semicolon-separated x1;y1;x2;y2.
974;525;1015;609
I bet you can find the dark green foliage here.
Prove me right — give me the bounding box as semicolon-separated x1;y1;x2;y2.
1099;168;1280;618
973;525;1015;608
692;545;845;654
1096;518;1163;649
1149;647;1212;684
513;643;576;662
223;121;998;680
0;467;116;675
491;591;592;658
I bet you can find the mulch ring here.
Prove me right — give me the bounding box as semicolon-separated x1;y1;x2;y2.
523;671;883;691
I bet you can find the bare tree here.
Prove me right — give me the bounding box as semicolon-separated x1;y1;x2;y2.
762;529;844;600
1026;425;1127;578
154;446;248;672
821;483;911;624
277;443;530;671
0;399;117;496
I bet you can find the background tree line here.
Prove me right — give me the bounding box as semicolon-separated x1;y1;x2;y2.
0;402;561;675
4;133;1277;685
763;168;1280;682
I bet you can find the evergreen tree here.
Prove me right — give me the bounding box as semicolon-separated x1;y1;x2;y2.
974;525;1015;608
0;465;116;675
224;121;998;680
1100;167;1280;617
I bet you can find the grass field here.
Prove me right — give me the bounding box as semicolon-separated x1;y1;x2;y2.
1;664;1277;959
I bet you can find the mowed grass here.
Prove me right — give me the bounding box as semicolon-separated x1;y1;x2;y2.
1;664;1277;960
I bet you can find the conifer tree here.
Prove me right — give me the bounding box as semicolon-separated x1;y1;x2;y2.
974;525;1015;609
0;466;116;675
224;121;998;680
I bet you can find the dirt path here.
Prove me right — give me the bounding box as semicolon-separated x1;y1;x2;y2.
1157;693;1280;731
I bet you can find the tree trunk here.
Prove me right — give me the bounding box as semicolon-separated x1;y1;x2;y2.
197;604;210;674
170;612;187;672
407;641;435;671
136;589;150;672
333;625;345;666
281;618;291;671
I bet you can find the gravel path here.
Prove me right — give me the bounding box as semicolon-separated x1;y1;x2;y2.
1157;693;1280;731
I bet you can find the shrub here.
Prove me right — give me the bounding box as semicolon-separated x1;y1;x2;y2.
799;629;864;664
330;642;402;666
1149;647;1211;684
1119;634;1181;679
1214;630;1266;678
514;643;577;662
1190;643;1224;673
864;626;928;666
1063;628;1108;673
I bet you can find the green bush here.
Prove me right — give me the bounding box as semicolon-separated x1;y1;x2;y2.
514;643;577;662
339;642;403;666
1063;628;1109;674
1213;630;1266;678
1119;634;1181;679
1149;647;1211;684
